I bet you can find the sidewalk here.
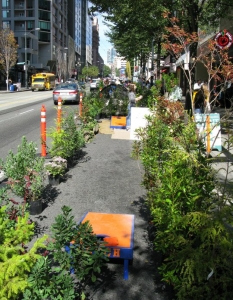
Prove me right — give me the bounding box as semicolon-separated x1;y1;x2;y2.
0;87;30;93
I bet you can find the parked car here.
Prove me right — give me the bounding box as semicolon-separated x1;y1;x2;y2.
90;79;100;91
53;83;82;105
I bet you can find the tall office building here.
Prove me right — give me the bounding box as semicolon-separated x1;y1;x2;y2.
0;0;93;85
92;16;99;67
107;47;116;64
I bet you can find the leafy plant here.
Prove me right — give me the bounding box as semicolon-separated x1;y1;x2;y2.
0;136;45;198
48;110;85;159
132;84;233;299
81;93;105;120
0;186;28;228
47;206;109;298
23;164;46;202
23;256;76;300
0;204;47;299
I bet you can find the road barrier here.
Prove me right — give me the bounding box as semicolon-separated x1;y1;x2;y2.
41;105;47;157
79;93;83;116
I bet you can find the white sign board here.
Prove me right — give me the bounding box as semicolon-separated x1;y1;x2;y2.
195;113;222;151
130;107;152;140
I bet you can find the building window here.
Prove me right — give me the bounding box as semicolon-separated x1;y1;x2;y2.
27;0;33;9
39;21;50;31
39;10;50;21
39;31;50;42
2;21;10;28
2;10;10;18
2;0;9;9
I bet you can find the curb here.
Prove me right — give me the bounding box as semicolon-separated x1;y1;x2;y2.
0;89;31;94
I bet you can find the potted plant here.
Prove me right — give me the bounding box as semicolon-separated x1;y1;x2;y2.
24;166;46;215
44;156;67;185
0;136;45;199
48;111;85;165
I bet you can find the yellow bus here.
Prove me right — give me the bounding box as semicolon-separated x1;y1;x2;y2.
31;73;56;91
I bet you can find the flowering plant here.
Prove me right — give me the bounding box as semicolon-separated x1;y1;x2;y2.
44;156;67;177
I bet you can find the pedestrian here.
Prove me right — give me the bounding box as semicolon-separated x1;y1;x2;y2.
193;84;206;113
8;78;12;90
146;80;150;89
193;79;204;91
126;86;142;131
184;89;192;116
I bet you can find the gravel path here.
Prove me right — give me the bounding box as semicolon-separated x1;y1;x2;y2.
27;132;171;300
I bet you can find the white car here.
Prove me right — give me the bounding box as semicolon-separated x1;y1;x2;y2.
90;79;100;91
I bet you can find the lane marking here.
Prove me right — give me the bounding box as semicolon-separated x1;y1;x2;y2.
19;109;34;115
0;108;34;123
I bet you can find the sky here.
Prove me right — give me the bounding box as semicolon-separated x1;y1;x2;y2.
98;14;113;63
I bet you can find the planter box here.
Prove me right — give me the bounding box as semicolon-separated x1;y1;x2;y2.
110;116;126;129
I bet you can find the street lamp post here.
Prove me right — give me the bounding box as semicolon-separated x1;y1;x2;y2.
25;27;40;89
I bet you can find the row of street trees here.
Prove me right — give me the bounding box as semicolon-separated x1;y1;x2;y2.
89;0;232;80
80;64;111;79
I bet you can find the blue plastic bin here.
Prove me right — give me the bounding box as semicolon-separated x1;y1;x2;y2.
10;84;14;91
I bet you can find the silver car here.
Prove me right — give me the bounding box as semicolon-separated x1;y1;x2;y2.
90;79;100;91
53;83;81;105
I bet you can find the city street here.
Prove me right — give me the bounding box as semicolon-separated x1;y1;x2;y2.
0;90;80;160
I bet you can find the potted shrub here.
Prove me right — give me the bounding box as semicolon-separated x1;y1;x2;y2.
44;156;67;185
0;136;45;199
24;165;46;215
48;111;85;165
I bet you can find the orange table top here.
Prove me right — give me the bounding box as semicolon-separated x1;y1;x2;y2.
81;212;134;248
111;116;126;127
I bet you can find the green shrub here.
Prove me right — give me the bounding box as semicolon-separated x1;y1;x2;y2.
133;96;233;299
0;204;47;299
23;206;110;299
0;136;45;198
48;110;85;159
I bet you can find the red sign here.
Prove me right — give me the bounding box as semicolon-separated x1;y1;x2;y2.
215;30;233;49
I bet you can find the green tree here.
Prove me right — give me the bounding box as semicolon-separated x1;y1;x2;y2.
81;65;99;78
89;0;232;71
0;28;18;91
103;64;111;77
